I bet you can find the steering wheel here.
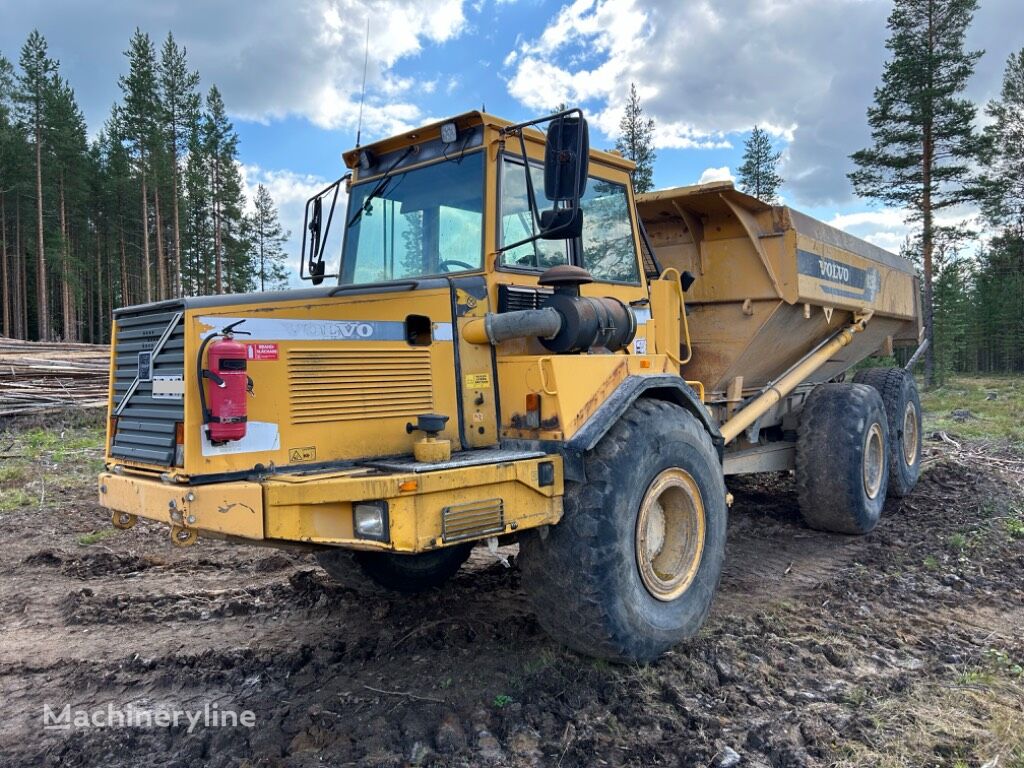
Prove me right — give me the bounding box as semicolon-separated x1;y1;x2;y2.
438;259;475;272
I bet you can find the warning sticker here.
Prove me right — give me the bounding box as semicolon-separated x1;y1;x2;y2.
246;343;279;361
465;373;491;389
288;446;316;463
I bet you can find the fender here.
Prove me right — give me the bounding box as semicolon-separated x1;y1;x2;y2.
503;374;723;482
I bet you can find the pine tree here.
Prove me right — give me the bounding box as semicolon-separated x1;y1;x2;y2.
45;75;89;340
158;33;200;297
615;83;656;193
0;52;16;337
201;86;246;293
248;184;289;291
14;31;58;339
980;49;1024;235
737;125;783;202
848;0;983;387
118;29;160;301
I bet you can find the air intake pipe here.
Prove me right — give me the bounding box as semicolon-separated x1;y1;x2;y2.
462;266;637;353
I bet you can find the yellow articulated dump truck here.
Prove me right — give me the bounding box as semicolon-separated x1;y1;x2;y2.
99;110;923;662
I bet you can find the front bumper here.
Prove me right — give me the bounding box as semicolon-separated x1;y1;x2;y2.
98;451;563;553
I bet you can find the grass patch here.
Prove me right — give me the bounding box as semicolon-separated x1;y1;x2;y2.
919;375;1024;442
0;463;29;486
78;528;117;546
0;487;32;511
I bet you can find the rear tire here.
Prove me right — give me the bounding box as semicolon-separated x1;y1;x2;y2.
853;367;922;497
519;399;727;663
317;545;472;593
796;383;889;534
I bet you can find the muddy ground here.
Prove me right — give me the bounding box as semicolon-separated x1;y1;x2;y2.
0;415;1022;767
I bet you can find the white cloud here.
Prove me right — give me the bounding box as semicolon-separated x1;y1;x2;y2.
502;0;1019;206
698;166;734;184
0;0;470;140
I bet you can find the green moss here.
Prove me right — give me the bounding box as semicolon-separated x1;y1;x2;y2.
920;375;1024;442
78;528;117;546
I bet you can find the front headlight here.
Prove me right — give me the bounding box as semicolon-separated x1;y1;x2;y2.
353;501;389;541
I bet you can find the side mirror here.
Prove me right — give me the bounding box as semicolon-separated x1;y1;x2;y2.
543;115;589;202
539;112;589;240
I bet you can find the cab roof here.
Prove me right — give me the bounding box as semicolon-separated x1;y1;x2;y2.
341;110;636;173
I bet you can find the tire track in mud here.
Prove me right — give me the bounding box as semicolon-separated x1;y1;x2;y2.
2;457;1023;767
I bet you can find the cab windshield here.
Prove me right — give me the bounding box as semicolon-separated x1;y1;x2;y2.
339;152;485;284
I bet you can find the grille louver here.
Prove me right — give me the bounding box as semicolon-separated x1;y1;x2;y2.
497;284;553;313
111;305;185;466
288;348;433;424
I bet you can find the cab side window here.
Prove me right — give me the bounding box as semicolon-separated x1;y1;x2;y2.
499;157;569;270
579;180;640;284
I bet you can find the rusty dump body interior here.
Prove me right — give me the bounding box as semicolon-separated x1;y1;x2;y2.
637;182;921;442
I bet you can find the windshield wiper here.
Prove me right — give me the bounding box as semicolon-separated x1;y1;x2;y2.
346;146;415;229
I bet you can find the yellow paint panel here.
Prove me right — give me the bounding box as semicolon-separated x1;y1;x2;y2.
99;472;264;540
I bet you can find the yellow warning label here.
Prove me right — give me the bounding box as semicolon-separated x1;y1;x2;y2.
288;447;317;463
465;373;491;389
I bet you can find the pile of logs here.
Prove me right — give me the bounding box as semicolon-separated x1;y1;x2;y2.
0;338;110;417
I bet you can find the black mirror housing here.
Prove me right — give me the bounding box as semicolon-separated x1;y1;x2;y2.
539;207;584;240
544;115;589;202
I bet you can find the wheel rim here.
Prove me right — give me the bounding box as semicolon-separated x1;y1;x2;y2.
902;401;919;466
863;422;884;500
635;468;706;602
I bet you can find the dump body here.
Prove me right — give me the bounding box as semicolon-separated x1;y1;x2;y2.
637;183;921;399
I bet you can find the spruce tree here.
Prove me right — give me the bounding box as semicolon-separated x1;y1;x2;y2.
158;33;200;297
615;83;656;193
0;52;15;336
737;125;783;202
848;0;983;387
248;184;289;291
980;49;1024;235
14;31;57;339
201;86;246;293
118;29;160;301
45;75;89;340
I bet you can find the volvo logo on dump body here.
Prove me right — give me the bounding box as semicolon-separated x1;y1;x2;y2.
818;259;851;283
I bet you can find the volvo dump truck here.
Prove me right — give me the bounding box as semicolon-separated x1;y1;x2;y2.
99;110;923;662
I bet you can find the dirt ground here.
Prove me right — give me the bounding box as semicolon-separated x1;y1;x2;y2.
1;408;1023;767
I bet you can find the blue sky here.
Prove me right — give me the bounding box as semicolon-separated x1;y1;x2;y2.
2;0;1020;279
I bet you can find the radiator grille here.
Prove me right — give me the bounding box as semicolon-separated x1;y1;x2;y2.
288;348;433;424
497;284;553;313
442;499;505;542
110;304;185;466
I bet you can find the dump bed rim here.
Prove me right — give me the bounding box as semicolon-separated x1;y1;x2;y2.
636;183;916;276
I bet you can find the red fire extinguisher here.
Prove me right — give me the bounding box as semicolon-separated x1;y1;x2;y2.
197;321;253;444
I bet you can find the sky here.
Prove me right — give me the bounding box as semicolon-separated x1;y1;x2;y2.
1;0;1020;282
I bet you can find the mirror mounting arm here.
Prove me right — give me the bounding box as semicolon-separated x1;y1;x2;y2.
300;172;351;285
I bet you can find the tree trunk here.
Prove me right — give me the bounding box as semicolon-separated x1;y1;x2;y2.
15;197;25;339
170;124;183;298
58;174;75;341
141;163;152;304
1;191;9;337
34;120;49;340
119;221;129;308
154;183;166;299
213;160;223;294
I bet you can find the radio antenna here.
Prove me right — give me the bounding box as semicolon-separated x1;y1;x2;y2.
355;17;370;148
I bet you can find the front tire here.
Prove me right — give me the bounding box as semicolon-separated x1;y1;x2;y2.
317;545;472;593
796;383;890;534
853;367;922;497
519;399;727;663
